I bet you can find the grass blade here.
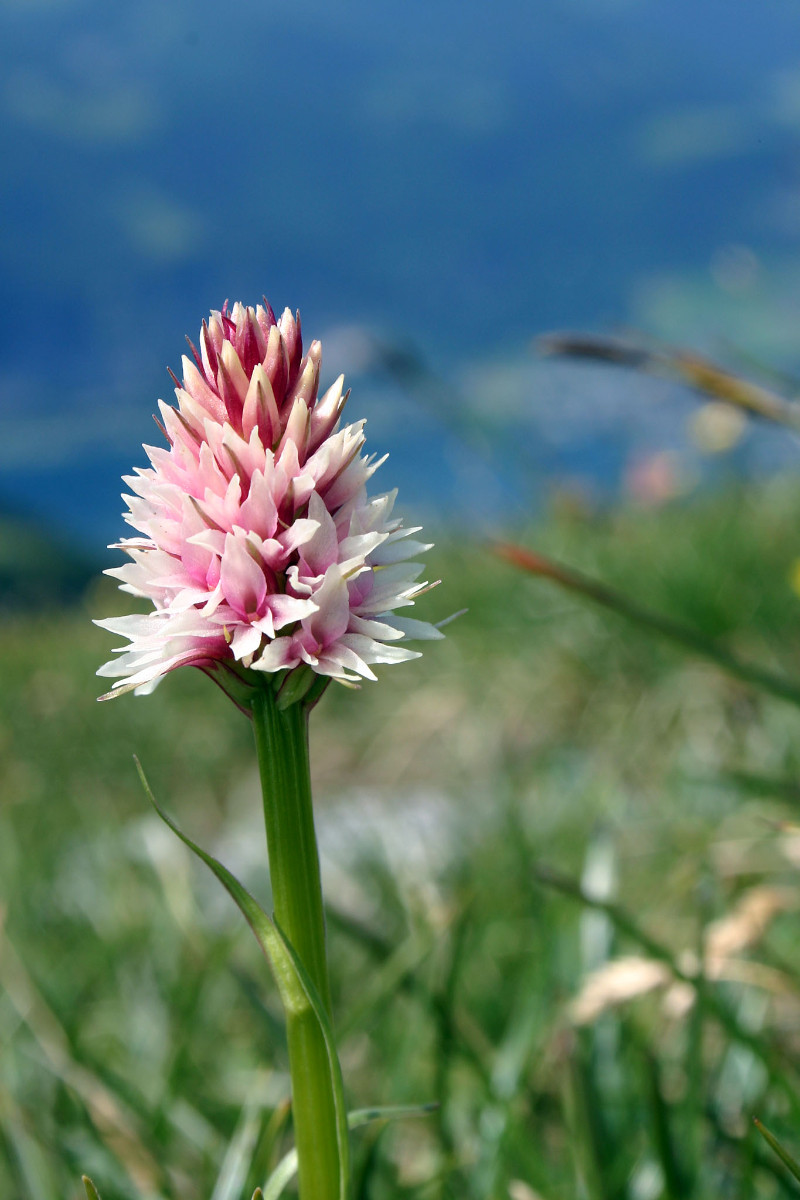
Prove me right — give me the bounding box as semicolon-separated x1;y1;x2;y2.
754;1119;800;1184
496;543;800;709
538;332;800;431
642;1048;689;1199
209;1085;264;1200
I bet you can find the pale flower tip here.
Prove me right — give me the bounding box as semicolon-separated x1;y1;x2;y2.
96;295;440;699
436;607;467;630
82;1177;103;1200
410;578;441;599
292;354;320;410
335;677;362;691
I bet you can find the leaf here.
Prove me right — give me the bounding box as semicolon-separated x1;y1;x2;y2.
135;758;302;1015
754;1119;800;1184
135;758;351;1198
642;1048;691;1198
209;1087;263;1200
260;1103;437;1200
82;1177;103;1200
347;1102;439;1124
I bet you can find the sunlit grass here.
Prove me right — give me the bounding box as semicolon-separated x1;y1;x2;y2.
4;479;800;1197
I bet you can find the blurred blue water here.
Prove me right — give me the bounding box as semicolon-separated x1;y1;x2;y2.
3;0;800;549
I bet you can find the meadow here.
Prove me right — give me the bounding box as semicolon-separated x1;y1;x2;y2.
3;479;800;1199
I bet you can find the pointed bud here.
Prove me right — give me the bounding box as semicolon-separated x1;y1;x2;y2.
263;324;289;407
256;297;277;337
277;396;310;462
278;307;303;389
241;363;281;446
238;305;267;375
308;376;347;453
201;318;219;377
217;341;249;429
291;342;321;410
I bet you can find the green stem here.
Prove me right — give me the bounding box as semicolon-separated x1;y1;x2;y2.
252;686;341;1200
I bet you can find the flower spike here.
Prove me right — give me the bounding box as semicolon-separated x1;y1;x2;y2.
97;299;441;700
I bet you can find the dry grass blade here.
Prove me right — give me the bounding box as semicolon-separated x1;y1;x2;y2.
705;886;796;963
538;332;800;431
569;957;673;1025
534;864;800;1119
570;885;798;1025
495;543;800;708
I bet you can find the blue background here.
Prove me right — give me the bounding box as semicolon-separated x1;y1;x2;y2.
3;0;800;549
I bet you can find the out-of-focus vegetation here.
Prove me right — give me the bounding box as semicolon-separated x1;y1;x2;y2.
0;508;98;610
4;480;800;1198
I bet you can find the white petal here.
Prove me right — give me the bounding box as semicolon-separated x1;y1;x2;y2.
230;623;264;660
379;614;445;641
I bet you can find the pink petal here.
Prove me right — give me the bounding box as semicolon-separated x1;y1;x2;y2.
220;533;267;620
266;593;318;631
299;492;339;577
305;564;350;647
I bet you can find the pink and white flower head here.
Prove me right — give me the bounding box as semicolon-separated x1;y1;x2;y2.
97;301;441;705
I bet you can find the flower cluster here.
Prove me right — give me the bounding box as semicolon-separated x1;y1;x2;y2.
97;301;439;700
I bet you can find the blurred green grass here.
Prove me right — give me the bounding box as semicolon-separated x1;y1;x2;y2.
4;479;800;1198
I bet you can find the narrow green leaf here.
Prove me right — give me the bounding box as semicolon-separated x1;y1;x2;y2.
260;1147;298;1200
567;1038;617;1200
754;1119;800;1184
260;1103;437;1200
642;1048;688;1199
82;1177;102;1200
348;1103;439;1124
135;757;301;1014
136;758;350;1197
210;1089;263;1200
